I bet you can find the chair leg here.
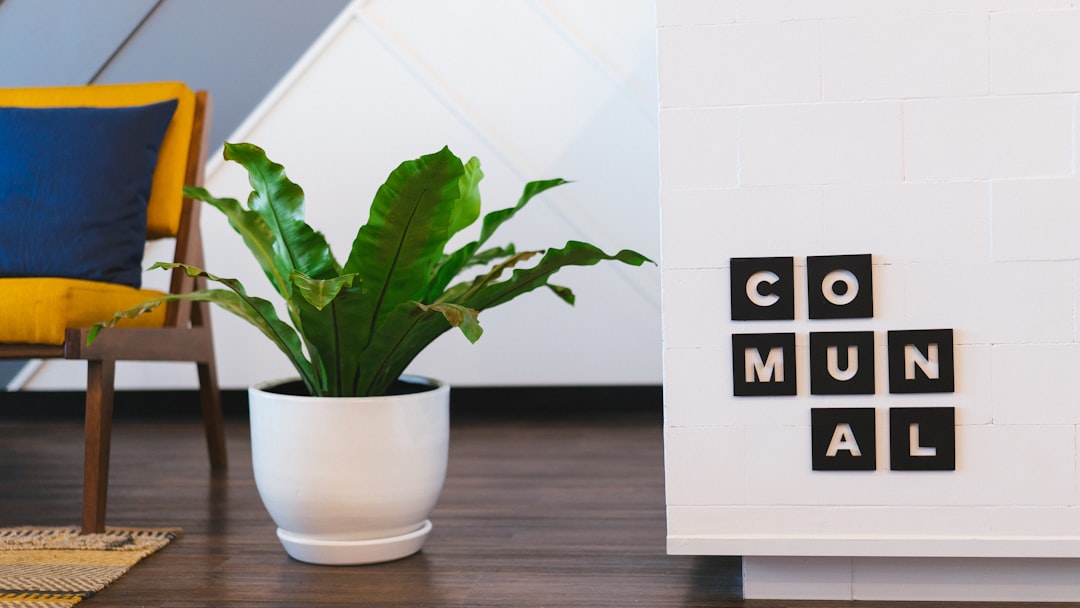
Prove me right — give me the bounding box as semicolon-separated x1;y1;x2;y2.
82;359;115;535
192;299;227;470
197;360;228;470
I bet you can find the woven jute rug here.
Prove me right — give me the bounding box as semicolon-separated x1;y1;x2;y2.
0;527;179;607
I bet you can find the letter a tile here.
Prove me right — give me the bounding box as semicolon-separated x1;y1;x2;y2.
811;408;877;471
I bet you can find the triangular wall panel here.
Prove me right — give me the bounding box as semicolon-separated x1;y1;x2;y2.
26;0;660;389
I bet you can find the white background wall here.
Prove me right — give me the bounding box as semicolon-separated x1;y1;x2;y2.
24;0;661;390
659;0;1080;600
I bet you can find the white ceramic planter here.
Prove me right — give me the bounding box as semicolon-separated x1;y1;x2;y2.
248;375;449;565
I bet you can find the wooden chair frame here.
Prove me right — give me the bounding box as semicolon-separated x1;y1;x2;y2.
0;90;227;534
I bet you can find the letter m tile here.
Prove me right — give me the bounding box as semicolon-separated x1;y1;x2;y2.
732;333;797;396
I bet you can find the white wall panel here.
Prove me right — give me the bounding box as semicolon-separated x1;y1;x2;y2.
660;0;1080;600
94;0;350;151
23;0;660;390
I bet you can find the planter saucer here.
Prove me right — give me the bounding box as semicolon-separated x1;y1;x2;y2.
276;520;433;565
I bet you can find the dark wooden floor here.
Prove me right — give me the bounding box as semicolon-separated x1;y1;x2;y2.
0;399;740;607
0;395;1070;607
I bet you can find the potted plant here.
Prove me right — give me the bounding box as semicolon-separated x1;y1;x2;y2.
92;143;650;565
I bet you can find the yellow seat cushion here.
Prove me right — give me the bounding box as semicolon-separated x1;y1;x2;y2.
0;278;166;345
0;82;196;239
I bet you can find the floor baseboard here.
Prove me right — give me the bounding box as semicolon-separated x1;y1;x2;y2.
0;385;663;421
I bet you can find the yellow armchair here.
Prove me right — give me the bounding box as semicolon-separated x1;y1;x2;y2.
0;82;226;533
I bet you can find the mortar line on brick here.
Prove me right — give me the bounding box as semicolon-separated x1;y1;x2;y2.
986;13;994;95
900;103;907;183
816;19;824;102
736;106;743;188
1072;93;1078;177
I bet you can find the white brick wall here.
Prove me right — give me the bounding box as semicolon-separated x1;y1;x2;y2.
741;102;903;185
820;14;989;100
655;0;737;26
658;108;739;190
904;95;1073;181
993;179;1080;261
991;10;1080;94
822;182;992;263
658;21;820;107
659;0;1080;587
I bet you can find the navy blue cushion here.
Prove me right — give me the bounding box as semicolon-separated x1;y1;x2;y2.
0;99;178;288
